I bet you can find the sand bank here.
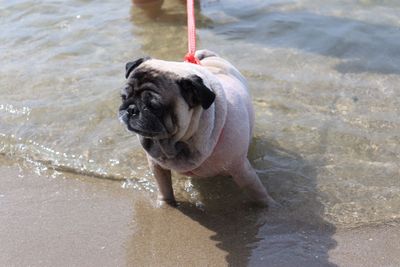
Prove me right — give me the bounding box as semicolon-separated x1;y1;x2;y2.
1;162;399;267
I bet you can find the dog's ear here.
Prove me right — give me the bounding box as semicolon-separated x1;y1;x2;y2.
178;75;216;109
125;57;150;79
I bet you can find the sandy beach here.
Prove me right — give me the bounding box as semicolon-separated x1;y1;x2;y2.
1;160;399;267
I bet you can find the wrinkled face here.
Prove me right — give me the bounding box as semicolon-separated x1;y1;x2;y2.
118;68;178;139
118;58;216;145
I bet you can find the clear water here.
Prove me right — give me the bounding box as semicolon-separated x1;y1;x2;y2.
1;0;400;228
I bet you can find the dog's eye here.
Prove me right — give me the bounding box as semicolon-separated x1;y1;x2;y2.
141;91;155;104
121;85;132;101
141;91;162;112
148;99;161;110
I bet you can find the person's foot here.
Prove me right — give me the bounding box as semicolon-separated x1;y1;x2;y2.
132;0;164;18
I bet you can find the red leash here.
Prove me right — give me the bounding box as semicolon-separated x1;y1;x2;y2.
184;0;201;64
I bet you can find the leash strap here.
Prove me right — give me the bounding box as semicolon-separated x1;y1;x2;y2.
184;0;201;64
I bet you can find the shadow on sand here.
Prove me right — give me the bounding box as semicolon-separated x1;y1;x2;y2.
126;137;337;266
177;137;337;266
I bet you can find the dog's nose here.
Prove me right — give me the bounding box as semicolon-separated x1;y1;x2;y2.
127;104;139;116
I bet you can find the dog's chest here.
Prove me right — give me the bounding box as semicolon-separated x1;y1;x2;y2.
139;136;199;165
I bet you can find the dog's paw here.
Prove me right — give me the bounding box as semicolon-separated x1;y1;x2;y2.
248;194;281;210
156;196;178;208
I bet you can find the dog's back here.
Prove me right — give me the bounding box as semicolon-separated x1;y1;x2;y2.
184;50;255;178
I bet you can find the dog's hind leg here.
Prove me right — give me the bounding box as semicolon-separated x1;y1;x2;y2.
230;158;277;207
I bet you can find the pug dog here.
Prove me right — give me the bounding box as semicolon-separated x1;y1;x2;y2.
119;50;275;207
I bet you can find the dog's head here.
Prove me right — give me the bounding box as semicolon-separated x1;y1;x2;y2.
118;57;216;140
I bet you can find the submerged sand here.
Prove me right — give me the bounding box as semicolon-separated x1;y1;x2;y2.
1;162;399;267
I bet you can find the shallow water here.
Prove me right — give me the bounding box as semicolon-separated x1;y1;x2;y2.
1;0;400;229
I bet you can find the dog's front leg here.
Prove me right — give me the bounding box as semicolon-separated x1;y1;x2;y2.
148;158;176;206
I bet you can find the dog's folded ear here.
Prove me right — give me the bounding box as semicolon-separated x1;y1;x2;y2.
125;57;151;79
178;75;216;109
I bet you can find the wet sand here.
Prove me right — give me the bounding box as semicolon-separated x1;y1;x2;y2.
1;161;399;267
